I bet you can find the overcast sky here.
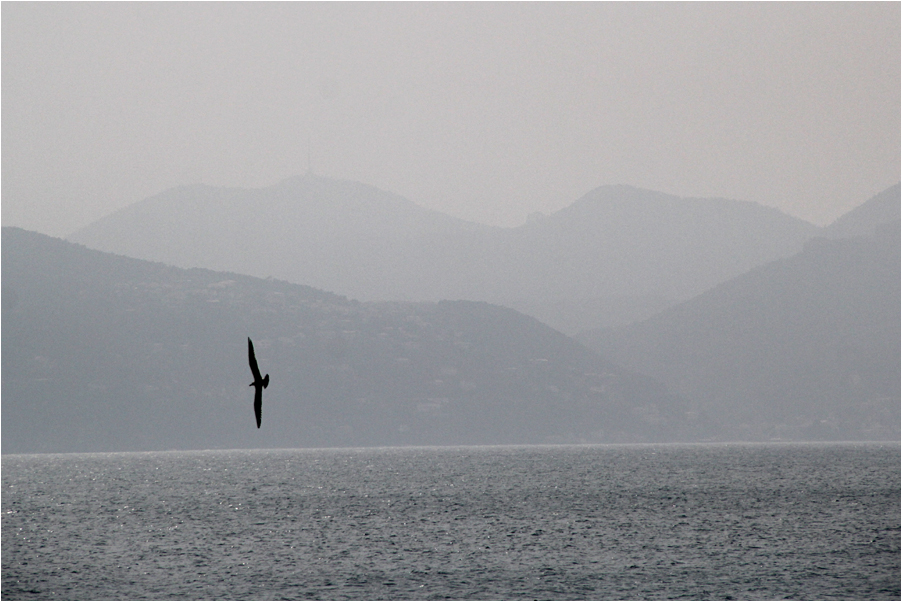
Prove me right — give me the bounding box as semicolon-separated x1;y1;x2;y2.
3;2;899;237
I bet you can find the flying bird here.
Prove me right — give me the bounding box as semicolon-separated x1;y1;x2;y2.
247;337;269;428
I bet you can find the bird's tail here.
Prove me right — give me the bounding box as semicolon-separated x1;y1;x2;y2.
262;374;269;388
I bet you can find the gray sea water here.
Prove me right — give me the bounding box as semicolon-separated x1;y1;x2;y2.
2;443;899;601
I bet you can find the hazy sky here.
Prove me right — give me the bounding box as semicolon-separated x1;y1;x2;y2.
3;2;899;237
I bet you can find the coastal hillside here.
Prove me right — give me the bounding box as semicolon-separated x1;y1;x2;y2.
3;227;692;454
578;222;900;442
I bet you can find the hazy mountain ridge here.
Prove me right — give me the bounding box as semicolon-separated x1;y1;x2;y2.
823;183;900;239
577;222;900;442
67;176;497;301
68;176;819;333
14;183;898;452
505;185;818;299
3;227;696;454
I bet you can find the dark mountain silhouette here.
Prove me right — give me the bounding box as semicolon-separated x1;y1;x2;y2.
578;221;900;442
68;176;818;334
3;227;698;454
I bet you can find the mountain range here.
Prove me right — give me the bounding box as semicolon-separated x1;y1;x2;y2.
5;181;898;453
578;187;900;441
2;227;694;454
68;176;818;334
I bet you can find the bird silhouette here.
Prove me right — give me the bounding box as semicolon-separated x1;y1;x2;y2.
247;337;269;428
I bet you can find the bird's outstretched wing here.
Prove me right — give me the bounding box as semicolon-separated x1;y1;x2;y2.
254;386;262;428
248;337;262;381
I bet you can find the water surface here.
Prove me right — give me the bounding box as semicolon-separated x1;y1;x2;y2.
3;443;899;600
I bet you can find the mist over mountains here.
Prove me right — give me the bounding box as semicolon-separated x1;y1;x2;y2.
823;183;901;239
3;227;693;454
579;194;900;441
6;181;898;453
69;175;818;334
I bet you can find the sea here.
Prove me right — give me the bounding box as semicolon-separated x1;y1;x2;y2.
2;443;899;601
